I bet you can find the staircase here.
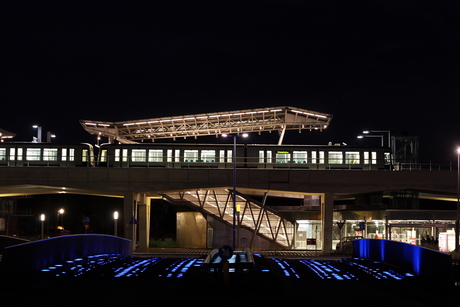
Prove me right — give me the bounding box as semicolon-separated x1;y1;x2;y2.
161;189;294;248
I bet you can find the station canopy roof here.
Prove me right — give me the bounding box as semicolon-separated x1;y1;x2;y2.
0;128;16;140
80;106;333;144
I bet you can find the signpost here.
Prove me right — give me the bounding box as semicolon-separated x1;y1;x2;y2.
337;220;346;252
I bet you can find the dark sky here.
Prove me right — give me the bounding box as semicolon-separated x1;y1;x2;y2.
3;1;460;162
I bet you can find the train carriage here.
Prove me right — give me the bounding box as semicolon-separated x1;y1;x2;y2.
0;143;93;167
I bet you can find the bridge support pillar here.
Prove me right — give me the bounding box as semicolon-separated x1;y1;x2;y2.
124;192;149;250
138;200;150;249
124;192;137;249
321;192;334;254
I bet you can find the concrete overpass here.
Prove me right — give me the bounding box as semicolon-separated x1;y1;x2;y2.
0;167;457;252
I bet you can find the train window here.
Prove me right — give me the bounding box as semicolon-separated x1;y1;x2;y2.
148;149;163;162
9;148;15;161
26;148;41;161
384;152;391;165
100;149;107;162
62;148;67;161
166;149;172;162
43;148;58;161
345;152;360;164
227;150;232;163
17;148;23;161
293;151;308;163
174;149;180;162
328;151;343;164
132;149;146;162
0;148;5;160
219;150;225;163
267;150;272;163
115;149;120;162
371;152;377;164
311;151;317;163
184;150;198;162
276;151;290;163
201;150;215;163
364;152;369;164
83;149;88;162
319;151;325;164
69;148;75;161
259;150;264;163
122;149;128;162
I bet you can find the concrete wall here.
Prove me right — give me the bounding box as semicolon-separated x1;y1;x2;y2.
0;168;457;196
1;234;132;274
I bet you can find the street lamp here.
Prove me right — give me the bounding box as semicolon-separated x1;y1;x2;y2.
46;131;56;143
363;130;391;147
57;208;64;231
223;133;248;250
357;134;384;146
456;148;460;252
40;214;45;239
32;125;42;143
114;211;119;237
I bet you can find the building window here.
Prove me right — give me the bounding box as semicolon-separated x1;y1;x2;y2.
345;152;360;164
293;151;308;164
149;149;163;162
132;149;146;162
43;148;58;161
26;148;41;161
328;151;343;164
184;150;199;162
201;150;215;162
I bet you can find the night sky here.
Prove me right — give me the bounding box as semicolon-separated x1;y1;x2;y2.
3;2;460;162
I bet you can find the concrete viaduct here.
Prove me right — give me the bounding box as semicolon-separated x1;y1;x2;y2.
0;167;457;253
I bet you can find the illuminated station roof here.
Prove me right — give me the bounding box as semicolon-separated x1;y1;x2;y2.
80;106;333;144
0;128;16;141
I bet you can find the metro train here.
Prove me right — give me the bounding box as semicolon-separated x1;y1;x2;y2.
0;142;392;170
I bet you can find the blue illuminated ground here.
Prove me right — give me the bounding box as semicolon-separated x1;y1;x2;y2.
3;254;458;306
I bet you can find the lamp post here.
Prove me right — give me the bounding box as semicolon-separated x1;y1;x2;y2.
223;133;248;250
40;214;45;239
357;135;384;146
46;131;56;143
363;130;391;147
32;125;42;143
57;208;64;231
456;148;460;252
114;211;119;237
